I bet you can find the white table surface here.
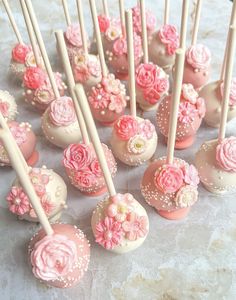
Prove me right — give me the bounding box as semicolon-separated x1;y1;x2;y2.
0;0;236;299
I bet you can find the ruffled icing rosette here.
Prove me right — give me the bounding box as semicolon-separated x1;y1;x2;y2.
63;143;117;196
0;90;17;121
132;5;156;37
91;193;149;253
110;115;157;166
141;157;200;220
135;63;169;111
6;167;67;222
157;83;206;149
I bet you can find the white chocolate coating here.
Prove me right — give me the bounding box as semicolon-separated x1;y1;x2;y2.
0;90;17;121
9;59;26;80
195;139;236;194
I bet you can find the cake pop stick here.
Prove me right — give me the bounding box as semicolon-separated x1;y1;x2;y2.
166;48;185;164
25;0;60;98
164;0;170;25
102;0;109;17
119;0;126;37
218;26;236;142
76;0;88;56
179;0;189;49
19;0;41;67
140;0;148;63
89;0;107;77
2;0;23;44
126;10;136;117
0;129;53;235
55;30;90;145
75;84;116;196
191;0;202;45
62;0;71;26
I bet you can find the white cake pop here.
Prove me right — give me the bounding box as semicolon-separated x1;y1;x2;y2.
0;90;17;121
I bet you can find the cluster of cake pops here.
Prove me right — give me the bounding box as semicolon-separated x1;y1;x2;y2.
0;0;236;291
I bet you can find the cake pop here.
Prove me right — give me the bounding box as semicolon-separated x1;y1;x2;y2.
56;30;117;196
110;10;157;166
24;0;81;148
88;0;128;126
70;0;102;93
75;83;149;253
136;0;169;111
182;0;211;89
148;0;180;73
0;90;17;121
195;26;236;194
199;0;236;127
0;119;89;288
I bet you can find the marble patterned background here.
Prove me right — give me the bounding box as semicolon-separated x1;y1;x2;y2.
0;0;236;299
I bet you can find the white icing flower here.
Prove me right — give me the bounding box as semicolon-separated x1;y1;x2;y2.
175;185;198;208
127;135;146;154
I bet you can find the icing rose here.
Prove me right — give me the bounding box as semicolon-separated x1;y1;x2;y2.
132;5;156;35
98;15;110;33
178;102;197;124
220;78;236;106
136;63;157;89
95;216;124;250
122;212;148;241
34;87;55;105
102;74;123;95
31;234;78;281
175;185;198;208
182;84;198;104
144;77;169;104
23;67;47;89
65;23;83;47
7;186;30;215
114;116;138;141
158;25;179;56
154;164;184;194
63;143;94;170
12;43;31;63
49;97;76;127
127;135;146;154
113;37;127;56
74;170;96;188
0;101;9;118
216;136;236;172
108;94;126;113
138;119;155;139
90;159;103;177
182;164;200;186
186;44;211;70
89;87;110;109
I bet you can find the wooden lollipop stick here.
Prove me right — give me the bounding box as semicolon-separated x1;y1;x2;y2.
102;0;109;17
55;30;90;145
76;0;88;56
25;0;60;98
166;48;185;164
19;0;41;67
179;0;189;49
0;112;28;171
191;0;202;45
75;84;116;197
119;0;126;37
140;0;148;63
89;0;107;77
0;129;53;236
164;0;170;25
2;0;23;44
220;0;236;81
62;0;71;26
218;26;236;142
126;10;136;117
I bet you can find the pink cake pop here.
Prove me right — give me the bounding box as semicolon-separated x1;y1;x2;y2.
0;90;17;121
136;0;169;112
56;30;117;196
182;0;211;89
88;0;128;126
148;0;180;73
75;84;149;253
195;26;236;194
110;10;157;166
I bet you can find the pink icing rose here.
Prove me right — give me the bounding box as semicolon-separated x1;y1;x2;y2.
114;115;139;141
196;97;206;118
138;119;155;139
7;186;30;215
182;84;198;104
158;24;179;56
182;164;200;186
74;170;96;188
154;164;184;194
186;44;211;70
0;101;9;117
175;185;198;208
98;15;110;33
63;143;94;170
89;86;110;109
144;77;169;104
73;65;90;83
12;43;31;63
49;97;76;127
30;234;78;281
166;41;179;55
178;102;197;124
122;212;148;241
102;74;123;95
136;63;157;89
220;78;236;106
108;94;126;113
132;6;156;35
90;159;103;177
95;217;124;250
113;37;127;56
216;136;236;172
65;23;83;47
23;67;47;89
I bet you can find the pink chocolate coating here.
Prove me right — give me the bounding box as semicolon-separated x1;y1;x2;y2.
182;61;211;89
